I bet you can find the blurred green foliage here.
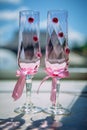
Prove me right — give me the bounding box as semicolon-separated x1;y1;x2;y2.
72;40;87;57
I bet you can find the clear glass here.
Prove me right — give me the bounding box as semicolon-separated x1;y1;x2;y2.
14;10;41;114
44;10;70;115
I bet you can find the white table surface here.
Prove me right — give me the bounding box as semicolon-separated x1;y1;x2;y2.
0;80;87;130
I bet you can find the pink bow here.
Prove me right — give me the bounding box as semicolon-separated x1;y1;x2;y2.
12;68;37;100
37;68;69;105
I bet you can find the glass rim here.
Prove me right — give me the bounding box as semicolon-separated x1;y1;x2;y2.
19;10;39;15
48;9;68;14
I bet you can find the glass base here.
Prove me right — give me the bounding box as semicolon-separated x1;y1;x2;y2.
43;104;70;115
14;103;42;114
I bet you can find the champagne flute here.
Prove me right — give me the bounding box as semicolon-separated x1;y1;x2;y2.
12;10;41;114
44;10;70;115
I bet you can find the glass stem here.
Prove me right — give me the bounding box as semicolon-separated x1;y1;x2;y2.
56;79;60;108
26;75;32;107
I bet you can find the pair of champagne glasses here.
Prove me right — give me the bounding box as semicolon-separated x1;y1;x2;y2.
12;10;70;116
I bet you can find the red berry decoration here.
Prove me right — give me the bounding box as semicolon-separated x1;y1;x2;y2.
65;47;70;54
28;17;34;23
36;52;42;58
33;36;38;42
52;17;58;23
53;73;58;77
58;32;64;37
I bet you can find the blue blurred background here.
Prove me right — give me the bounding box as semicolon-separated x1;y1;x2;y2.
0;0;87;79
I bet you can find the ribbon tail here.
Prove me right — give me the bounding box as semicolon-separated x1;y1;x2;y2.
12;75;26;100
37;75;50;94
59;70;69;78
50;78;57;105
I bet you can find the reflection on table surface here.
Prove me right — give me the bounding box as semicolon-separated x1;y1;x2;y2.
0;80;87;130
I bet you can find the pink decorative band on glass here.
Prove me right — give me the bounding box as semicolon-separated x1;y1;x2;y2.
12;68;37;100
37;68;69;105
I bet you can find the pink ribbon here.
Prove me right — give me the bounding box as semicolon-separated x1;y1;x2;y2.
37;68;69;105
12;68;37;100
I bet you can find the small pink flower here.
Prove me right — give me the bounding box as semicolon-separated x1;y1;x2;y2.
28;17;34;23
52;17;58;23
53;73;58;77
33;36;38;42
36;52;42;58
65;47;70;54
58;32;64;37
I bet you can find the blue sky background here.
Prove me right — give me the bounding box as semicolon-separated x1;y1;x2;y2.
0;0;87;46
